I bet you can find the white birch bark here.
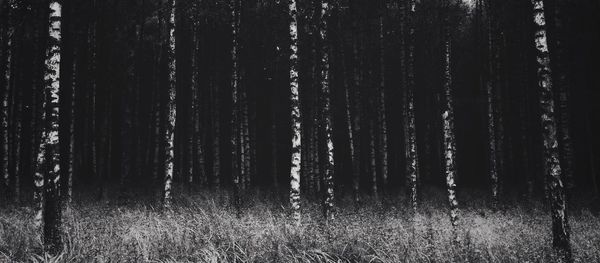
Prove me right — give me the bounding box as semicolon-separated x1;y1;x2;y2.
377;15;389;190
530;0;571;257
36;1;62;252
1;4;12;198
442;14;459;239
163;0;177;209
407;0;419;212
288;0;302;225
319;0;334;220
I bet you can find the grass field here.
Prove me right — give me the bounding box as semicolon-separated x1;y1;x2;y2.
1;188;599;262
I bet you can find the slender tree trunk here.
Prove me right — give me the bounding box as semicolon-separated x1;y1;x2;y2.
230;0;242;213
163;0;177;209
319;0;334;220
37;1;63;253
288;0;302;225
442;12;459;240
483;0;499;208
377;15;389;193
189;26;198;190
530;0;572;259
1;5;12;202
212;81;220;188
67;49;77;204
406;0;419;212
13;86;21;204
351;22;362;209
369;118;377;199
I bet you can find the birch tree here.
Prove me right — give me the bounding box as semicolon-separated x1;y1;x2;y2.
377;10;388;194
530;0;572;258
319;0;334;220
1;0;13;202
35;0;63;253
441;8;459;239
163;0;177;209
484;0;499;208
288;0;302;225
406;0;419;212
230;0;242;213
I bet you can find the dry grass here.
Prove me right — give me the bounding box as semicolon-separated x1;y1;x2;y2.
1;188;599;262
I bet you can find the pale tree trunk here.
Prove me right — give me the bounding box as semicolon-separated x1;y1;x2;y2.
189;26;198;189
36;1;62;253
530;0;572;259
340;38;356;204
230;0;241;213
271;114;278;191
163;0;177;209
1;5;12;202
89;21;98;202
67;48;77;204
369;118;377;199
211;81;220;188
484;0;499;208
319;0;334;220
406;0;419;212
13;86;21;204
351;24;362;208
99;92;111;202
240;86;251;190
442;13;459;240
288;0;302;225
377;15;389;193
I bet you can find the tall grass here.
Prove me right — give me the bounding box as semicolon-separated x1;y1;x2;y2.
1;188;599;262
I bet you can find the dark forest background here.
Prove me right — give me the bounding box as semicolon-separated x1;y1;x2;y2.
2;0;598;202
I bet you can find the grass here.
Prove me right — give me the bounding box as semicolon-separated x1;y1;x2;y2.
1;188;599;262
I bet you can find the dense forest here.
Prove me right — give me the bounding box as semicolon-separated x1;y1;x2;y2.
1;0;599;262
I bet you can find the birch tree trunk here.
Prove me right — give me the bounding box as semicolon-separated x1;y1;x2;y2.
484;0;499;208
1;4;12;202
36;1;62;253
67;48;77;204
530;0;572;258
319;0;334;220
13;84;21;204
442;12;459;240
351;24;362;208
211;81;220;188
406;0;419;212
230;0;242;213
163;0;177;209
288;0;302;225
377;14;389;193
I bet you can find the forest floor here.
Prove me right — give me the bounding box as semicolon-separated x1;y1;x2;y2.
1;188;599;263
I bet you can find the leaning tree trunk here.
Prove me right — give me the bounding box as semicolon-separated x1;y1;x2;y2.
35;1;63;254
288;0;302;226
441;12;459;240
163;0;177;209
319;0;334;221
530;0;572;259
